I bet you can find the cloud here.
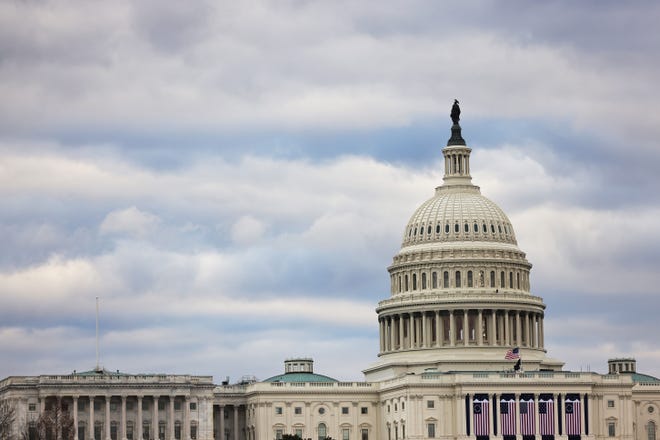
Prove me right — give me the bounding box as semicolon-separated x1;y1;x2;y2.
230;215;266;245
100;206;161;237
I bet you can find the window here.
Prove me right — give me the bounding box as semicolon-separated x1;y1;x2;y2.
190;423;197;440
500;271;505;288
159;422;166;440
342;428;350;440
126;402;134;410
490;271;495;288
401;402;405;410
143;422;150;440
295;406;302;415
94;401;101;411
412;273;417;290
422;273;427;290
491;224;495;233
175;422;181;440
454;223;459;233
111;422;118;440
464;223;469;233
648;421;656;440
142;400;149;411
432;272;437;289
445;224;450;234
275;429;283;440
28;403;36;412
341;406;349;415
319;407;326;415
78;401;86;411
110;403;118;412
427;400;434;409
361;429;368;440
126;423;134;440
275;407;283;415
174;401;181;411
608;422;616;437
427;423;436;438
295;429;303;438
467;271;473;288
455;271;461;288
427;225;431;235
318;423;327;440
436;224;440;234
158;400;165;411
387;405;390;413
482;223;487;233
94;423;103;440
509;272;513;288
443;271;449;288
361;406;368;414
608;400;615;408
78;425;85;440
190;402;197;411
405;275;409;291
474;223;478;232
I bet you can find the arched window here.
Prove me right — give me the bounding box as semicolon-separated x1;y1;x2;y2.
491;224;495;233
318;423;327;440
174;422;181;440
454;223;459;233
427;225;432;235
455;271;461;288
474;223;478;232
509;272;513;288
648;421;656;440
445;224;450;234
464;223;469;233
422;273;427;290
405;275;409;291
498;225;502;233
467;271;473;287
419;226;424;235
482;224;487;233
412;273;417;290
398;276;402;293
436;224;440;234
500;271;505;288
517;273;521;289
490;271;495;288
432;272;437;289
443;271;449;288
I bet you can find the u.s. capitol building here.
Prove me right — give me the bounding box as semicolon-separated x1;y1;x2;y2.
2;106;659;440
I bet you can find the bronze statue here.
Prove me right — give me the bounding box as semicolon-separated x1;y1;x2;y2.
451;99;460;124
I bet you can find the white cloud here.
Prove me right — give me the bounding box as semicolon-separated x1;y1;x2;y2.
230;215;266;245
100;206;161;237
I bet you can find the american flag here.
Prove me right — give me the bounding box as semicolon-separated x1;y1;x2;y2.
565;397;581;435
500;398;516;436
505;347;520;360
539;398;555;435
473;398;490;436
519;398;535;435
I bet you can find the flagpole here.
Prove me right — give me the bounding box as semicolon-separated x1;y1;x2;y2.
95;296;100;372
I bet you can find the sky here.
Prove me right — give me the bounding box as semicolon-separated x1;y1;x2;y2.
1;0;660;383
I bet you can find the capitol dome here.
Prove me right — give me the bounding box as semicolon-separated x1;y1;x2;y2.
364;105;563;381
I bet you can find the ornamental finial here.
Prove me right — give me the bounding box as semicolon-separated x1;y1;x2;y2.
450;99;460;125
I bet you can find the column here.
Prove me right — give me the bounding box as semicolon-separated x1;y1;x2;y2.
580;395;587;436
398;315;404;349
435;311;441;347
73;396;79;440
539;316;545;348
490;310;497;346
422;313;428;348
57;397;63;440
137;397;143;440
477;310;483;346
183;397;190;440
389;317;395;351
526;314;532;347
218;406;224;440
488;394;495;436
233;407;239;440
515;312;521;347
121;396;127;440
40;396;46;414
514;393;521;436
89;397;95;440
153;396;159;440
449;311;456;346
534;395;540;438
502;311;508;346
408;314;413;349
463;310;469;345
105;396;111;440
169;396;175;440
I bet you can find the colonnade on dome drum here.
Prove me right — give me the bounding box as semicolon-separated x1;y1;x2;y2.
377;307;545;355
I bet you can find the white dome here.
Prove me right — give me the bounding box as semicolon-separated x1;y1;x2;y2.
401;185;517;248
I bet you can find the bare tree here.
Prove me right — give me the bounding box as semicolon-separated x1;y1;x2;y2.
0;400;16;440
22;402;73;440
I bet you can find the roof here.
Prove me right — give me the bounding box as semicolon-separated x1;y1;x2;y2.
631;372;660;383
263;372;338;383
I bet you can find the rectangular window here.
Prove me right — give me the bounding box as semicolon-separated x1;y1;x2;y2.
111;424;118;440
28;403;36;412
294;407;302;415
142;423;150;440
78;401;86;411
342;406;349;415
190;425;197;440
142;400;149;411
361;429;368;440
126;402;134;411
427;400;435;409
158;400;165;411
609;423;616;437
190;402;197;411
427;423;436;438
94;401;101;411
94;424;103;440
342;428;350;440
361;407;368;415
110;403;118;412
159;423;166;440
175;424;181;440
174;401;182;411
295;429;303;438
78;426;85;440
275;407;283;415
275;429;283;440
608;400;615;408
127;424;133;440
